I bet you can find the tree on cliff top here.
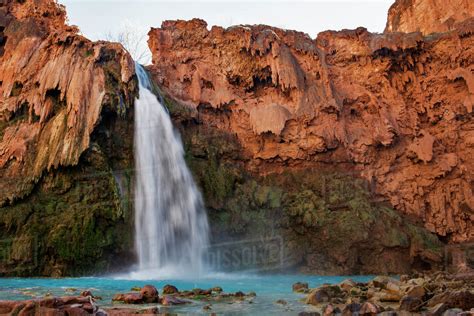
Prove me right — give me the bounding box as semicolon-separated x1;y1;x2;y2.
105;20;151;65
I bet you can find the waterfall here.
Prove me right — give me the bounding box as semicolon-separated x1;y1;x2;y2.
132;63;209;278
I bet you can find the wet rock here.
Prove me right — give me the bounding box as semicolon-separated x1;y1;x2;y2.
306;289;330;305
235;291;246;298
293;282;309;293
80;290;93;297
211;286;223;293
203;304;212;310
140;285;159;303
163;284;179;295
248;292;257;297
112;293;144;304
161;295;188;306
399;295;423;312
339;279;356;292
298;312;321;316
275;299;288;305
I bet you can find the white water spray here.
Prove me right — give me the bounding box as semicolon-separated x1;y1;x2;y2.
132;63;209;278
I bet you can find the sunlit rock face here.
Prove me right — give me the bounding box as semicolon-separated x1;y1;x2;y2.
0;0;136;204
385;0;474;35
148;12;474;243
0;0;137;276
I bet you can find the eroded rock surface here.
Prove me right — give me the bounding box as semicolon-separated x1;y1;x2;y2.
0;0;137;275
148;14;474;243
0;0;136;204
385;0;474;35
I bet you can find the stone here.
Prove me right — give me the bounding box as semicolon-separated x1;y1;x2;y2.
293;282;309;293
322;303;341;316
399;295;423;312
427;303;449;316
306;289;330;305
211;286;223;293
298;312;321;316
161;295;188;306
339;279;356;292
162;284;179;295
443;309;463;316
341;302;360;316
112;293;144;304
148;4;474;248
428;290;474;310
275;299;288;305
140;285;159;303
359;302;382;315
385;0;474;35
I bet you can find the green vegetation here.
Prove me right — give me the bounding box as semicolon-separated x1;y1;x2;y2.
0;144;134;277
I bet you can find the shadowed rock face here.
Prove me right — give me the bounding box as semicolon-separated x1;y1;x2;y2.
148;13;474;243
0;0;137;276
385;0;474;35
0;0;136;205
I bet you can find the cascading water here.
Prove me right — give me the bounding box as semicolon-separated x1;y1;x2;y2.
132;63;209;278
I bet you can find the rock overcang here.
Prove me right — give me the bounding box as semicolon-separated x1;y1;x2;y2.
147;1;474;243
0;0;472;276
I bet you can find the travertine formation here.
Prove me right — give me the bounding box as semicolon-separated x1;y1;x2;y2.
0;0;137;276
385;0;474;35
0;0;136;205
148;2;474;243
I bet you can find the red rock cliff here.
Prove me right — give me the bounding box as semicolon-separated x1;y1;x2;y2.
385;0;474;35
0;0;136;205
148;12;474;242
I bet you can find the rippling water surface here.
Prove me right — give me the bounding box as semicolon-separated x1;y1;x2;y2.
0;274;373;315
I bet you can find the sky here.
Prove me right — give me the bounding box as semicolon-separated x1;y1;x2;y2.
59;0;395;63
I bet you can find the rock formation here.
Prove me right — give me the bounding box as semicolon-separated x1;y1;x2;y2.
385;0;474;35
0;0;137;275
148;7;474;245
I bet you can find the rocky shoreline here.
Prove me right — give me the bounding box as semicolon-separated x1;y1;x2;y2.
1;273;472;315
299;272;474;315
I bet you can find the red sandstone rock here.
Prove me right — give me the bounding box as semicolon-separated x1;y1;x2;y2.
148;10;474;243
385;0;474;35
0;0;136;205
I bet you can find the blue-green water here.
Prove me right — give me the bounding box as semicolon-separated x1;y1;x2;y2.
0;274;373;315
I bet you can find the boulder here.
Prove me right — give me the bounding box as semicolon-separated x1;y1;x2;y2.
293;282;309;293
372;276;400;289
162;284;179;295
405;285;426;299
341;302;360;316
211;286;223;293
339;279;356;292
359;302;383;315
112;293;144;304
322;303;341;316
140;285;159;303
399;295;423;312
161;295;188;306
306;289;330;305
428;290;474;310
427;303;449;316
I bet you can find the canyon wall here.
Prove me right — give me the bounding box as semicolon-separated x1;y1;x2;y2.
0;0;137;276
148;3;474;248
385;0;474;35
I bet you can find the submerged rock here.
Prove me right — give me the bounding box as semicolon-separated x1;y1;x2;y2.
293;282;309;293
